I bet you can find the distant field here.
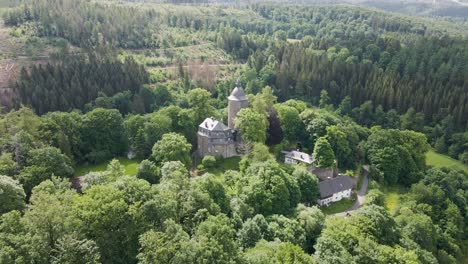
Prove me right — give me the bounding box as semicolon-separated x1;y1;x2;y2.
74;158;139;177
426;150;468;173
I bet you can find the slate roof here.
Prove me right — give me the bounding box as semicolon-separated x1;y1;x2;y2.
228;83;248;101
319;175;355;199
282;150;314;164
199;117;229;131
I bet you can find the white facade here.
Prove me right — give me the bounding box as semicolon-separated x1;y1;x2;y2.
318;188;352;206
282;150;314;165
285;157;299;165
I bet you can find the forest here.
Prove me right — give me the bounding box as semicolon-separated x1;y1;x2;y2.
0;0;467;263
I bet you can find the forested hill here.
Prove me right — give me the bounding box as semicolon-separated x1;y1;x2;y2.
0;1;467;264
1;0;467;160
269;0;468;19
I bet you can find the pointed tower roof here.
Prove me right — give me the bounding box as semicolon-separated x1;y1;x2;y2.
228;79;248;101
199;117;229;131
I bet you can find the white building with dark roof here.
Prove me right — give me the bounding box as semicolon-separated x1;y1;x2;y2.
197;81;248;158
318;175;355;206
282;150;314;165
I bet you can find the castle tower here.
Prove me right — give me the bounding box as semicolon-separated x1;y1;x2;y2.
228;80;249;129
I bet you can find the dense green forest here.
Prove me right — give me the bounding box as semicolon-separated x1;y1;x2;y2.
1;91;467;263
15;52;148;114
0;0;467;263
3;0;467;161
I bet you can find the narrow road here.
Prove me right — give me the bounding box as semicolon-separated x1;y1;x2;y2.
333;167;369;217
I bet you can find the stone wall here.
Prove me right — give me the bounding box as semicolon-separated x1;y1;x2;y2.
197;132;238;158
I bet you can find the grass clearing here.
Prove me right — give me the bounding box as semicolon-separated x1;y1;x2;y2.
320;198;354;215
426;150;467;173
74;158;139;177
381;185;407;213
204;156;241;177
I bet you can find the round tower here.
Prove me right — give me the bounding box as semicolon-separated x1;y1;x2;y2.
228;80;249;129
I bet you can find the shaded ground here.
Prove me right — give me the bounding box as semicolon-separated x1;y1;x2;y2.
201;156;241;177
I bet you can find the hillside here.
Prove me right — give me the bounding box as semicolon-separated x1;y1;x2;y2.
0;2;467;263
266;0;468;18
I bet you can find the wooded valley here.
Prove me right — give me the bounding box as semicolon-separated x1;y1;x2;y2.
0;0;466;263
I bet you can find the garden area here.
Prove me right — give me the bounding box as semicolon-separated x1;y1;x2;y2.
320;198;354;215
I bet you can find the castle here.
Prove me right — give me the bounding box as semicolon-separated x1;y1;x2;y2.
197;81;248;158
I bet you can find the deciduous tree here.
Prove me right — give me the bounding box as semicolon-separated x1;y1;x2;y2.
312;137;335;168
0;176;26;215
235;108;268;143
151;133;192;168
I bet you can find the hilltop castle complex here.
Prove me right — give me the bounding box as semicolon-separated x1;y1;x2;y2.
197;81;248;158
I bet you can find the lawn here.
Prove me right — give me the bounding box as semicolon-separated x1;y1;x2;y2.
426;150;468;173
320;198;354;215
74;158;139;177
204;156;241;176
381;185;407;213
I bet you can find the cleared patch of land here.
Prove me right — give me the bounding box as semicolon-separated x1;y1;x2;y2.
426;150;468;173
74;158;139;177
382;185;407;214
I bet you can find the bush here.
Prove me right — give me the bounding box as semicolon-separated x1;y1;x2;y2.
365;189;385;206
202;155;217;169
137;160;160;184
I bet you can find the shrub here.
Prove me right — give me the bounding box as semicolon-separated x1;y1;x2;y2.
202;155;217;169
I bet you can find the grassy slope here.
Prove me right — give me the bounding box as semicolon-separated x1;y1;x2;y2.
426;150;468;173
74;158;139;177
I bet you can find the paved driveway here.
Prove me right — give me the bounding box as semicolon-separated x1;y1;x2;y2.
332;168;369;217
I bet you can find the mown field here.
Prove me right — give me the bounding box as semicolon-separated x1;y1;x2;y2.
426;149;468;173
